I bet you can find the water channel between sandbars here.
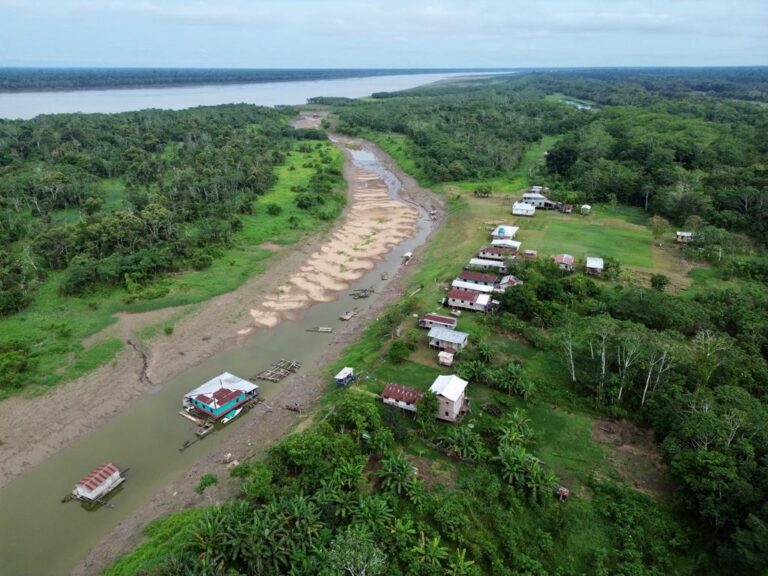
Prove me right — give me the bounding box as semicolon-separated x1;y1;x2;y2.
0;142;433;576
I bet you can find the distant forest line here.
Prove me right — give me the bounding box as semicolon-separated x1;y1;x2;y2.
0;67;493;93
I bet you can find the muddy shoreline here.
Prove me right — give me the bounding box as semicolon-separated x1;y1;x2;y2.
8;130;441;575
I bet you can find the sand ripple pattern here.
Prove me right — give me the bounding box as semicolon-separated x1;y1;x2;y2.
248;164;418;328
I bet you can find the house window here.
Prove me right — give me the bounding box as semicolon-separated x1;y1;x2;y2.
445;411;449;416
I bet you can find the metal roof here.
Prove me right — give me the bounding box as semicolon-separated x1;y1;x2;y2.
586;256;604;269
430;375;468;402
469;258;506;269
421;314;458;327
382;383;423;404
77;463;120;492
184;373;258;408
491;225;519;238
451;279;495;293
491;239;522;249
428;327;469;345
458;270;498;284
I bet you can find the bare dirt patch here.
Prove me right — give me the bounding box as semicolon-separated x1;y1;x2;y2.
591;419;674;499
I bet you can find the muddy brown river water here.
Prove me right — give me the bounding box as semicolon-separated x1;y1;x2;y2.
0;142;434;576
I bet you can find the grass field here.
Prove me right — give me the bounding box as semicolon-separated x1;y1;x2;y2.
0;141;344;398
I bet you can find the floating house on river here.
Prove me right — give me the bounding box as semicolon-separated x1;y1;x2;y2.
182;372;259;423
71;462;125;505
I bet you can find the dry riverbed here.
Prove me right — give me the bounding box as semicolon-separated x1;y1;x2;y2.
0;117;442;574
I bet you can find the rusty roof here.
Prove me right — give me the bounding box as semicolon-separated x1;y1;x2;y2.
382;384;423;405
77;462;119;492
458;270;498;284
448;288;481;302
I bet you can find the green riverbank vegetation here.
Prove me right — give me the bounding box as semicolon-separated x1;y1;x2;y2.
0;105;344;396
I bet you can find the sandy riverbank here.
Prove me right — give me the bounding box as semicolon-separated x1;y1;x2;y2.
70;131;442;576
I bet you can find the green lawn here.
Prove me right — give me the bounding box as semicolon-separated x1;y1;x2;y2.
0;141;344;398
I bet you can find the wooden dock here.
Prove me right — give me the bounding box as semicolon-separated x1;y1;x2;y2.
255;358;301;382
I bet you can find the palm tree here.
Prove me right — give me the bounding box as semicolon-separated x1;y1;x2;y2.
377;452;415;495
445;548;478;576
410;531;448;569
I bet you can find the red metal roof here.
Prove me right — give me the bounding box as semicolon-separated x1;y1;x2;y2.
382;384;423;404
448;288;481;302
78;462;119;491
421;314;457;326
553;254;574;265
196;387;243;409
458;270;498;284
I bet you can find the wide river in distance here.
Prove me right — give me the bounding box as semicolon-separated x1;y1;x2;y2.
0;72;476;119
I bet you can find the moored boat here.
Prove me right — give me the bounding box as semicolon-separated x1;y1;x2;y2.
181;372;259;424
67;462;126;508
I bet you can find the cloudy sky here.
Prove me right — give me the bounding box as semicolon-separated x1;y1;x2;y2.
0;0;765;68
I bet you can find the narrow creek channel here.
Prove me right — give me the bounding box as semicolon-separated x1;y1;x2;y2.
0;141;433;576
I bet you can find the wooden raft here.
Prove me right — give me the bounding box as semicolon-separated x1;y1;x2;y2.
255;359;301;382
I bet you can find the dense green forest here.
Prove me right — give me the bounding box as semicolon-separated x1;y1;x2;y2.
105;70;768;576
0;104;345;391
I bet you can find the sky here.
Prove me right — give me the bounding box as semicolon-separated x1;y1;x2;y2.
0;0;765;68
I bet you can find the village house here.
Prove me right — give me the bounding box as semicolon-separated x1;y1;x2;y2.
522;249;538;260
381;383;422;414
586;256;604;276
438;351;455;367
491;238;522;251
429;374;470;422
497;275;523;290
479;245;518;260
553;254;575;272
452;279;495;294
446;288;492;312
458;270;499;286
428;326;469;352
521;192;548;207
676;231;693;243
562;203;573;214
580;204;592;215
512;201;536;217
490;224;519;240
468;258;507;273
419;313;458;330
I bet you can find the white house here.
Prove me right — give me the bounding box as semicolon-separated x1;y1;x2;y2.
553;254;575;271
491;239;522;251
419;314;458;330
676;231;693;243
429;374;469;422
468;258;507;273
580;204;592;215
512;202;536;217
438;351;454;367
428;327;469;352
447;288;492;312
586;256;604;276
451;279;495;294
479;245;518;260
521;193;548;208
491;225;519;240
382;383;422;413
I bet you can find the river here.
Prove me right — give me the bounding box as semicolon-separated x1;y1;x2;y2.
0;141;433;576
0;72;470;119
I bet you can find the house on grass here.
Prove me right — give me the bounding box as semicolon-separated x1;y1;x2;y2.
428;327;469;353
458;270;499;287
553;254;575;272
419;314;458;331
586;256;604;276
479;245;518;261
580;204;591;215
468;258;507;273
522;249;538;260
452;279;495;294
522;192;548;208
491;239;522;251
562;203;573;214
438;351;455;366
512;202;536;217
676;231;693;243
430;374;470;422
447;288;492;312
382;384;422;414
491;225;519;240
